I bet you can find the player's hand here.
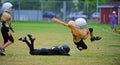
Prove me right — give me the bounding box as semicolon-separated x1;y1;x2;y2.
51;18;68;27
9;27;14;33
51;18;59;22
11;29;15;33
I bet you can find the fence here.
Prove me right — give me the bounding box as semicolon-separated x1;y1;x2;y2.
1;0;119;23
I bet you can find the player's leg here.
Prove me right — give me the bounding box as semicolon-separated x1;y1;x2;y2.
27;34;35;41
0;27;10;56
0;41;12;56
27;34;50;55
27;34;36;49
1;34;14;49
75;39;87;51
0;34;7;56
19;37;34;51
0;29;14;56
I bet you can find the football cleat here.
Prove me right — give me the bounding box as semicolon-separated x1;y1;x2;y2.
27;34;36;41
19;37;27;42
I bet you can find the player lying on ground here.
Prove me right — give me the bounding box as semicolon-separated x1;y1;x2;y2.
51;18;101;51
19;34;70;56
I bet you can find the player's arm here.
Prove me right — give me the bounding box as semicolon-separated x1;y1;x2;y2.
9;22;14;33
51;18;68;27
7;18;14;33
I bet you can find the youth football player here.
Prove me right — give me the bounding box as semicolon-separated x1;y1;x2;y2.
0;2;14;56
19;34;70;56
51;18;101;51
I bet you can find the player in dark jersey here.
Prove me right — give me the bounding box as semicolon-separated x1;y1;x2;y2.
19;34;70;56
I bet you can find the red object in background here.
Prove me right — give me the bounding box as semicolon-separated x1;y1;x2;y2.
98;5;119;24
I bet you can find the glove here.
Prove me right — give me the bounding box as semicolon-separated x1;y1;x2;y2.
90;36;101;41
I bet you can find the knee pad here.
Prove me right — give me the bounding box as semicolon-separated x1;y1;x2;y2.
89;28;93;33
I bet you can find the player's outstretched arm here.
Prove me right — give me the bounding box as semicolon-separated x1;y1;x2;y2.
51;18;68;27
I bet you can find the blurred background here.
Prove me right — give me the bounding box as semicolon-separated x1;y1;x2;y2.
0;0;120;24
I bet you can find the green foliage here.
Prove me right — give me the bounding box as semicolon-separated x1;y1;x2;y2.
12;0;40;10
6;0;114;13
41;0;73;13
82;0;112;13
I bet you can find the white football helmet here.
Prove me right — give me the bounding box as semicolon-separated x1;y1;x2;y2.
74;18;87;29
2;2;13;12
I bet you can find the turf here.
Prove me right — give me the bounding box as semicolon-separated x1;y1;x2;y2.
0;21;120;65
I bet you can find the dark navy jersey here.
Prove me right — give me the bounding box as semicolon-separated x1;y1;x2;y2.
29;46;70;56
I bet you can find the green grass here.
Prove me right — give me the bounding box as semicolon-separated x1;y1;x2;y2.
0;21;120;65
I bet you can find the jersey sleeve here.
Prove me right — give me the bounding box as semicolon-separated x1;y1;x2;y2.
68;21;76;29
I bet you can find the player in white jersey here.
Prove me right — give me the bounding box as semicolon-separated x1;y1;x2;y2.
0;2;14;56
51;18;101;51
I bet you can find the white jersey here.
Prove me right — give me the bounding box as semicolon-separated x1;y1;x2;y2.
68;21;90;43
1;11;12;27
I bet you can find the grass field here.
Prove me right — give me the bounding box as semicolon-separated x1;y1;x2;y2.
0;21;120;65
